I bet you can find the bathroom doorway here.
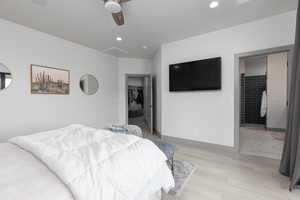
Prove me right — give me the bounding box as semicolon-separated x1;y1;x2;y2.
238;50;290;159
125;74;153;135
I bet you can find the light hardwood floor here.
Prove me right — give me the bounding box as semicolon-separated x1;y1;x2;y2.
160;140;300;200
240;126;284;160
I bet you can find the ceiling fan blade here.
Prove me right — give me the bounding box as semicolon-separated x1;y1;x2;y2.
112;11;124;26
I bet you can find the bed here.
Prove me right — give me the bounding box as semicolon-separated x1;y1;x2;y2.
0;124;174;200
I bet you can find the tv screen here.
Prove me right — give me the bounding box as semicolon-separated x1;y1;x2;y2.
169;57;221;91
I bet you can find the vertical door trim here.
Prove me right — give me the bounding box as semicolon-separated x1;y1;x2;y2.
234;45;293;152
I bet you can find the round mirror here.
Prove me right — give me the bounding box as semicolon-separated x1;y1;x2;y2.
79;74;99;95
0;63;13;91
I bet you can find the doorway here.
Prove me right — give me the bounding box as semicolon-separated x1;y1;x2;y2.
126;74;153;135
234;46;293;159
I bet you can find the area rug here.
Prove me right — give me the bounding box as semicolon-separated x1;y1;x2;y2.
168;160;196;196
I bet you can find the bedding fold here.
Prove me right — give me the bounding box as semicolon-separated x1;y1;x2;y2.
9;124;174;200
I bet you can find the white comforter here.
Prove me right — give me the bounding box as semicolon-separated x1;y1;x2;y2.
9;125;174;200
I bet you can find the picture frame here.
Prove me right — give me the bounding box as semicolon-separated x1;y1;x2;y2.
30;64;70;95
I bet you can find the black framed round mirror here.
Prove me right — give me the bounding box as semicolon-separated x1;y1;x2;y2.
79;74;99;95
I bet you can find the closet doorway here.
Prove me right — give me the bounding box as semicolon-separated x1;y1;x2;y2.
239;50;290;159
125;74;153;135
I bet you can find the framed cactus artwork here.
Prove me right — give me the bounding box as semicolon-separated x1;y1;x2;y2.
31;65;70;95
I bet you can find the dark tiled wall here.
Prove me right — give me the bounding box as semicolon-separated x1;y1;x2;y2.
240;75;266;125
240;74;245;124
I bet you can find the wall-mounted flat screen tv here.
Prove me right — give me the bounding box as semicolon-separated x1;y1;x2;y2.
169;57;221;91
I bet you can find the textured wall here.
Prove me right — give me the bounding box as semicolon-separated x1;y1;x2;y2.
243;75;266;125
160;11;296;147
0;19;119;141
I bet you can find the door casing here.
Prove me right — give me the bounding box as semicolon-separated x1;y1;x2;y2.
125;74;153;134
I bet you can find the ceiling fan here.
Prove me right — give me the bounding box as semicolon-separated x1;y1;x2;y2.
104;0;131;26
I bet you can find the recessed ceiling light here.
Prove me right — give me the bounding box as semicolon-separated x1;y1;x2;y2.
142;45;148;49
116;37;122;41
209;1;219;8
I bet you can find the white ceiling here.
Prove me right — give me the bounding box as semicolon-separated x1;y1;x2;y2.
0;0;297;58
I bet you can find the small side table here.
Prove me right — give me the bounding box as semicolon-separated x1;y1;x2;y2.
151;140;176;176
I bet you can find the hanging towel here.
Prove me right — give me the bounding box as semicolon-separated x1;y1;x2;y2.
260;90;267;117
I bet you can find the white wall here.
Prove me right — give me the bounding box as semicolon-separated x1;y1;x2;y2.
159;11;296;147
267;52;288;130
239;59;246;74
117;58;152;124
128;77;144;87
244;57;267;76
0;19;119;141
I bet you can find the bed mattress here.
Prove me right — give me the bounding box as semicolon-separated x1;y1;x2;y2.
0;143;74;200
0;128;173;200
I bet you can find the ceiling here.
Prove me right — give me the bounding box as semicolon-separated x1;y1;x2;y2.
0;0;297;58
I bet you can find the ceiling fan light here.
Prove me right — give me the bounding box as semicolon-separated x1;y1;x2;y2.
105;0;122;13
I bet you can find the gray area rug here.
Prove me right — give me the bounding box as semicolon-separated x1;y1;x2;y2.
168;160;195;196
